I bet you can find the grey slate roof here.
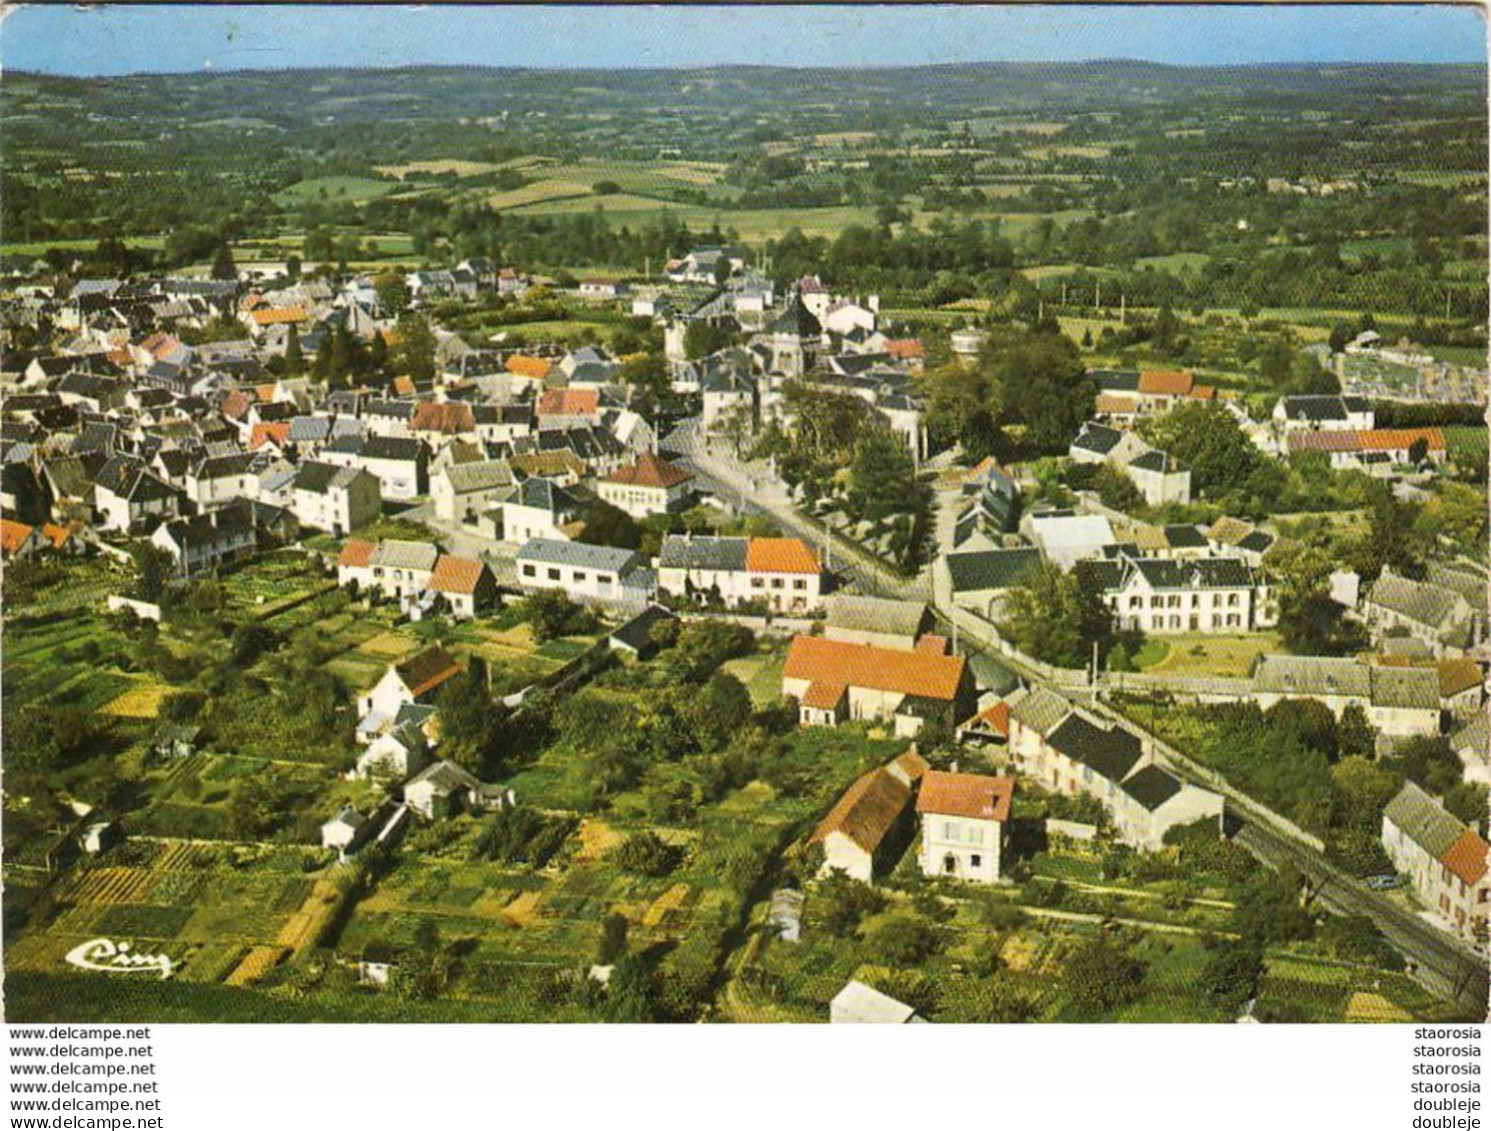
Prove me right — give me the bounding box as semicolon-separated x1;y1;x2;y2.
444;460;514;493
824;595;929;639
658;534;749;573
1118;764;1184;812
1254;655;1372;699
1071;422;1123;455
517;537;641;574
1384;781;1464;858
1047;711;1144;783
1008;687;1072;737
945;547;1043;593
369;540;439;572
1368;573;1464;631
1130;557;1254;591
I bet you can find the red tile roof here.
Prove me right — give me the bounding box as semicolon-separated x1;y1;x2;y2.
962;701;1011;738
604;451;693;489
801;681;847;710
784;636;966;702
249;422;291;451
1095;393;1138;415
251;306;308;326
915;634;949;655
40;523;75;550
746;537;820;575
1440;827;1489;888
410;402;476;435
338;539;376;569
429;554;488;596
916;770;1014;822
220;390;251;421
1;519;36;555
536;388;600;417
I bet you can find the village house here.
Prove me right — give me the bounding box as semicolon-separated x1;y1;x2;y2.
357;645;462;732
598;452;695;518
321;806;372;860
515;538;651;608
809;749;929;883
656;534;823;614
501;477;580;544
356;721;433;783
149;505;257;579
427;553;498;620
183;452;256;511
0;518;46;560
290;461;381;536
431;459;515;523
323;435;428;501
1364;568;1481;658
782;635;973;736
1382;781;1488;947
1285;427;1446;472
1069;421;1191;508
940;546;1044;620
1252;655;1441;738
1079;553;1265;634
916;770;1013;884
1272;394;1375;434
93;455;181;532
404;759;482;820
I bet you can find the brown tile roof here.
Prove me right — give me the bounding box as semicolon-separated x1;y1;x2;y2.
746;537;820;575
338;539;376;569
429;554;487;596
1438;659;1484;699
391;375;416;397
395;645;462;699
915;634;949;655
1191;384;1216;400
916;770;1014;822
410;402;475;435
1137;370;1194;397
536;388;600;417
891;748;931;783
1206;516;1253;546
784;636;966;702
810;766;911;855
1;519;36;555
604;451;693;489
1440;827;1489;888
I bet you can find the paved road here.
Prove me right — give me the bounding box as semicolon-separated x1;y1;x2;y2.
663;418;927;600
945;606;1489;1014
1237;819;1488;1016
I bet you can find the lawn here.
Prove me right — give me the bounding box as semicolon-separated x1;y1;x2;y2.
1138;632;1282;679
721;648;787;708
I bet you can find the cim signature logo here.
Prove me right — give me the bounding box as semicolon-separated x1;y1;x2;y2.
65;938;176;980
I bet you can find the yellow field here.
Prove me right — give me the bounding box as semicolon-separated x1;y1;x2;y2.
101;681;171;719
357;631;419;659
575;819;623;863
374;159;504;180
1024;145;1113;160
1345;992;1411;1022
486;180;595;210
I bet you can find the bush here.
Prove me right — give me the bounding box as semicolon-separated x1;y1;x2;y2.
815;870;886;937
861;910;941;966
615;831;683;877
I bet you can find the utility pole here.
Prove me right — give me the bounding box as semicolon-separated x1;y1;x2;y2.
1120;292;1126;324
1096;279;1102;309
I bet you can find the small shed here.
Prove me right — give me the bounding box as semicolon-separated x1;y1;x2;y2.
153;724;201;759
80;820;122;855
767;889;804;943
829;979;925;1024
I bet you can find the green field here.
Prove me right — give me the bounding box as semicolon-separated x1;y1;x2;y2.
272;176;402;205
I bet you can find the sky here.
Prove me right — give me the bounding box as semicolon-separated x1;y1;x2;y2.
1;4;1485;75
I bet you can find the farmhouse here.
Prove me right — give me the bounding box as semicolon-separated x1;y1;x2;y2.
1272;394;1374;433
404;759;482;820
1285;427;1446;471
809;749;928;883
1364;568;1481;657
782;635;973;735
